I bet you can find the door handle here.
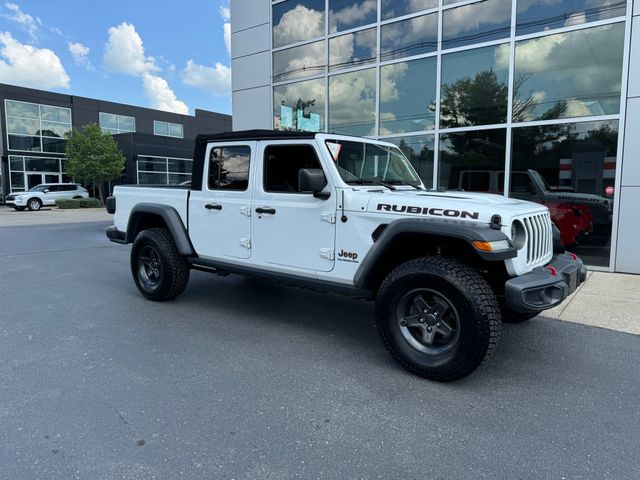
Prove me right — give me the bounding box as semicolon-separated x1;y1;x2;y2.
255;207;276;215
205;203;222;210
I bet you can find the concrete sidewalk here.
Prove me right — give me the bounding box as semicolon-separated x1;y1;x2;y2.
0;206;111;227
544;271;640;335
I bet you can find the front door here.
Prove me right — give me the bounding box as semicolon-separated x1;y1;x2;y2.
252;142;336;272
189;142;255;260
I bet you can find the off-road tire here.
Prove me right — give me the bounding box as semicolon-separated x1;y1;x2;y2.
501;307;539;324
130;227;190;301
27;198;42;211
375;257;501;382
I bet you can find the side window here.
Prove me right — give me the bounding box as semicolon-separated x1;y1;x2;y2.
47;185;58;192
208;146;251;191
264;144;322;193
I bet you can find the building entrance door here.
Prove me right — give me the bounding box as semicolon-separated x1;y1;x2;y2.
27;173;60;189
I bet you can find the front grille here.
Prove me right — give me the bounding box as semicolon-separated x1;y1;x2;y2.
6;195;15;201
522;212;553;266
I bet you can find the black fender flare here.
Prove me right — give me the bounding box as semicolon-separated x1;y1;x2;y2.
353;218;516;290
126;203;195;256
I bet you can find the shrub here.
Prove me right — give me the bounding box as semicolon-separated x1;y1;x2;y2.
55;198;104;209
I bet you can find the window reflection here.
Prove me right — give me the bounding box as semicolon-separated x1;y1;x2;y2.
273;40;326;83
511;120;617;266
274;78;325;132
329;68;376;136
439;129;506;190
442;0;511;49
385;135;435;187
380;57;437;134
329;27;376;71
329;0;377;33
273;0;325;49
517;0;625;35
380;12;438;61
440;45;509;128
381;0;438;20
513;23;625;122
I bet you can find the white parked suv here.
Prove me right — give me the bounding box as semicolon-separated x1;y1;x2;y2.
5;183;89;211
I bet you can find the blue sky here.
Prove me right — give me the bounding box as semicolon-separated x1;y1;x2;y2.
0;0;231;115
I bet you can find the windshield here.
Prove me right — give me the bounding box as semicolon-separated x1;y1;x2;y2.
325;140;421;187
528;169;550;191
29;185;47;192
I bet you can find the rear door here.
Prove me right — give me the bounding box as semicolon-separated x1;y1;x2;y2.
189;142;255;260
251;141;336;272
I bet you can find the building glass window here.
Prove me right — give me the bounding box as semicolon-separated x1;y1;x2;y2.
329;67;376;136
274;78;325;132
440;44;509;128
516;0;625;36
7;156;66;193
442;0;512;50
380;12;438;61
329;27;376;71
273;40;326;82
137;156;192;185
513;23;625;122
208;146;251;191
438;128;507;190
381;0;438;20
5;100;71;154
273;0;325;49
380;57;437;135
329;0;377;34
153;120;184;138
385;135;435;188
511;120;618;267
100;112;136;134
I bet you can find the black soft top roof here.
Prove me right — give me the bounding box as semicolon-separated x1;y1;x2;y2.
195;129;316;144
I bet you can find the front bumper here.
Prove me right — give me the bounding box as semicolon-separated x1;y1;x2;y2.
505;252;587;314
5;197;26;207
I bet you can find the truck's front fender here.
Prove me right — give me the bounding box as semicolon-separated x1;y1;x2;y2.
353;218;516;290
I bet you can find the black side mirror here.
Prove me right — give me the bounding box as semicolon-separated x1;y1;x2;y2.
299;168;330;199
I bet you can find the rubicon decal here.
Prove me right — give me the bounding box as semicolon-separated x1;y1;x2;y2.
377;203;480;220
337;249;359;263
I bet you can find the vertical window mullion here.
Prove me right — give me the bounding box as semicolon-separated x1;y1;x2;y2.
433;0;443;190
503;0;518;198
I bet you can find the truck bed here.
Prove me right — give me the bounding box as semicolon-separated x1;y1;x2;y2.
112;185;190;233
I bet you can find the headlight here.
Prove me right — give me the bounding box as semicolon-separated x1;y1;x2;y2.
16;195;24;201
510;220;526;250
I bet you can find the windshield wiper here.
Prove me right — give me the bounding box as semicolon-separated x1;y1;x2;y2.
347;179;397;190
390;181;423;191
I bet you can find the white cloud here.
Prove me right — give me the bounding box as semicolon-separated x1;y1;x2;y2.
443;0;511;37
103;22;159;75
3;2;39;42
68;41;93;70
182;60;230;96
0;32;69;89
564;12;587;27
273;5;324;47
223;22;231;56
142;73;188;114
329;0;376;33
219;5;230;21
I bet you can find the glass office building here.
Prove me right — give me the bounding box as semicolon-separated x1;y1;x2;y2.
230;0;640;273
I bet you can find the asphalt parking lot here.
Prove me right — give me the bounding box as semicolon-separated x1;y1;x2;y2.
1;220;639;479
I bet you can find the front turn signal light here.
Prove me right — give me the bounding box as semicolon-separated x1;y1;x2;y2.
472;240;511;252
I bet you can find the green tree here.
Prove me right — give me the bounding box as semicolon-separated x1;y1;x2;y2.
64;123;125;204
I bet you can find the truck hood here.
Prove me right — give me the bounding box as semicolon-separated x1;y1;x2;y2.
358;189;547;223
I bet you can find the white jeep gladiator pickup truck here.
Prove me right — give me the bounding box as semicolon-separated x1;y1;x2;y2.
106;130;586;381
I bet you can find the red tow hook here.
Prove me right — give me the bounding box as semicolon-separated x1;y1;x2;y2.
546;265;558;276
566;252;578;261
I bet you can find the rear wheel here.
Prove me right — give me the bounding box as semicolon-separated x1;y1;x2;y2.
27;198;42;211
130;227;190;301
375;257;501;382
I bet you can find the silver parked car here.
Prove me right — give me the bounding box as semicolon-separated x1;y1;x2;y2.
5;183;89;211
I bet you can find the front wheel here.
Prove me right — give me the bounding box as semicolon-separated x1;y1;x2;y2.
130;227;190;301
27;198;42;211
375;257;501;382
